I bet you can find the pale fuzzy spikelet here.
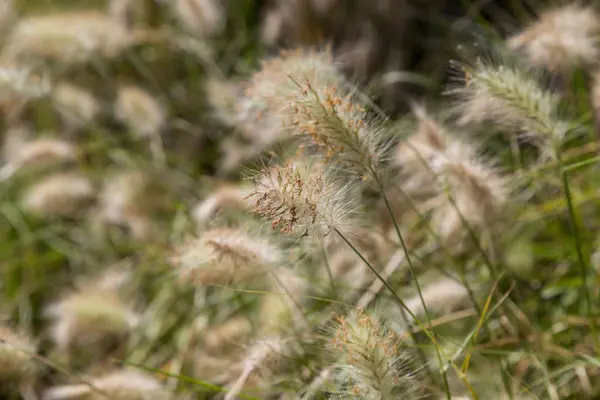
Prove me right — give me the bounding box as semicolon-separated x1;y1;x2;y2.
42;369;171;400
3;11;131;63
97;170;162;240
428;140;507;247
247;160;356;237
285;80;387;176
171;0;224;37
246;49;387;175
46;290;139;353
450;59;568;158
192;185;252;227
403;278;469;317
1;136;77;180
115;85;166;138
509;5;600;72
0;326;38;382
52;82;100;129
241;49;343;147
21;172;94;217
170;228;282;286
0;64;50;101
394;112;507;248
330;310;416;399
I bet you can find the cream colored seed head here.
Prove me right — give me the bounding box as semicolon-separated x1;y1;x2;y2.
170;228;282;286
247;160;355;237
46;291;139;352
331;310;416;399
42;369;170;400
1;137;77;181
509;5;600;72
115;85;166;138
3;11;131;63
52;82;99;129
21;172;94;217
0;64;50;101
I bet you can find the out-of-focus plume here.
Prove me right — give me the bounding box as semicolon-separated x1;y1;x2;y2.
509;5;600;73
169;227;282;286
3;11;132;63
21;172;94;218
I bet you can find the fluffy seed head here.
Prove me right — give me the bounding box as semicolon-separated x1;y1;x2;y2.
245;49;387;175
240;48;342;147
115;85;166;138
449;59;568;157
170;228;282;286
43;369;170;400
3;11;131;63
509;5;600;72
286;81;386;175
0;326;38;382
52;82;99;128
0;64;50;101
21;172;94;217
171;0;224;37
96;170;163;240
429;141;508;246
1;137;77;180
395;112;508;248
247;160;356;237
46;291;139;353
331;309;416;399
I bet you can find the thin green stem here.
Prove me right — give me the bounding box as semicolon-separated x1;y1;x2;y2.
319;241;337;297
557;151;600;353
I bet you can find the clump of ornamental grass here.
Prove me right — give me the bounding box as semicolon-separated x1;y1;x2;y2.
3;11;132;63
21;172;94;218
246;159;357;238
169;227;282;286
52;82;100;131
0;326;38;383
42;368;172;400
508;4;600;73
329;309;419;399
